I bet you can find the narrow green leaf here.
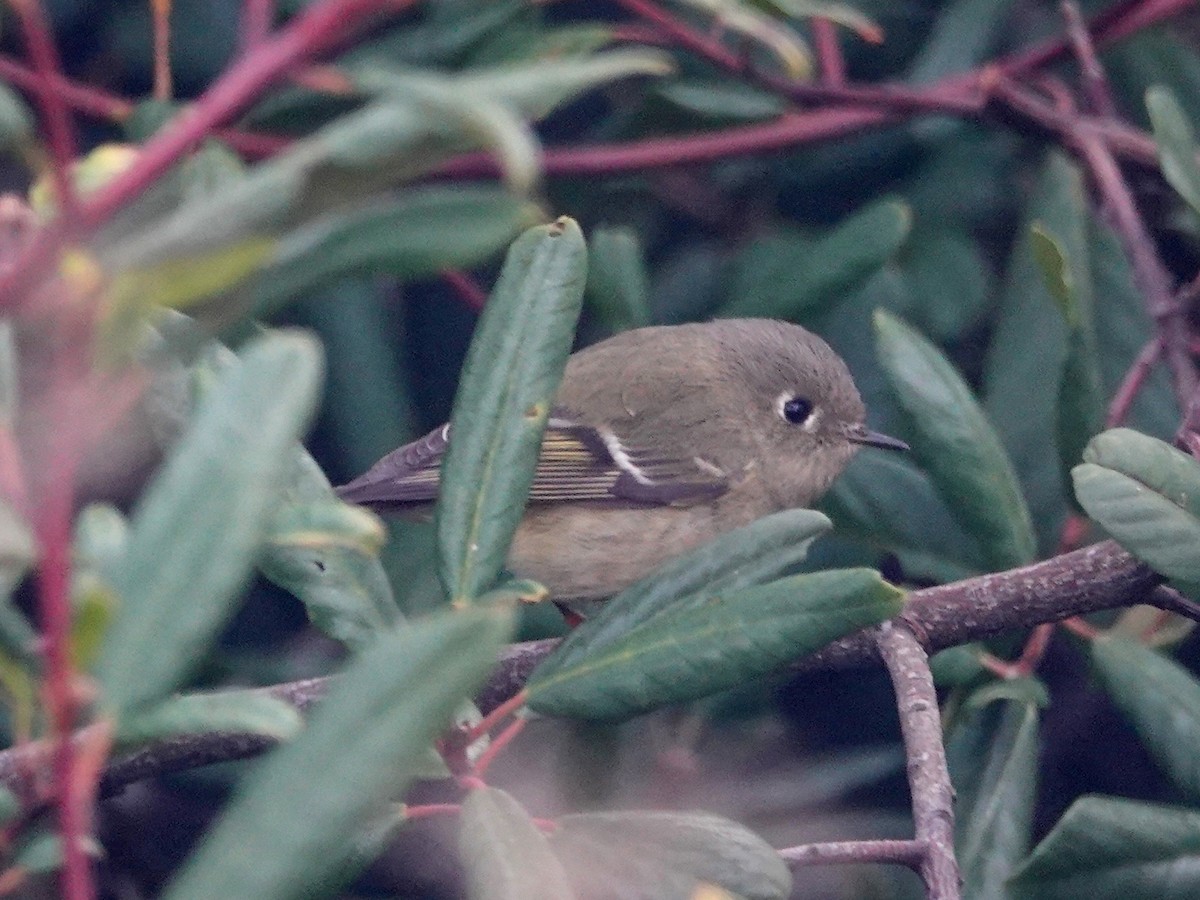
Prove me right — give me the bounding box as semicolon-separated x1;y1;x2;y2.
948;681;1042;900
241;187;542;319
95;332;323;715
1010;796;1200;898
164;606;513;900
437;218;587;605
459;787;574;900
722;199;911;319
1030;224;1103;505
907;0;1016;83
0;82;33;152
1147;85;1200;216
260;450;400;649
897;228;989;341
116;692;303;751
655;81;786;122
1092;636;1200;801
1073;428;1200;583
528;569;903;720
586;226;651;331
984;153;1089;551
550;810;792;900
874;309;1036;569
540;509;832;679
822;451;985;582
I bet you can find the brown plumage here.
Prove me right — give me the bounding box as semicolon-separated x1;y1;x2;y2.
336;319;906;600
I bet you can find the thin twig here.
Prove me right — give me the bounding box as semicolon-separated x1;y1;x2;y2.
441;269;488;312
810;18;846;88
876;622;960;899
151;0;173;101
1061;1;1117;118
778;838;925;869
1107;338;1162;427
7;0;81;222
614;0;744;72
241;0;277;52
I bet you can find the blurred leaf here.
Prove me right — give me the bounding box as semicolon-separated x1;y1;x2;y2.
1010;795;1200;899
875;309;1036;570
69;579;116;672
897;228;989;340
1092;635;1200;801
722;199;911;319
585;225;652;331
437;218;587;605
985;152;1089;551
948;680;1042;900
99;238;276;362
907;0;1015;83
0;82;32;151
163;606;513;900
543;509;832;672
106;71;579;273
459;787;574;900
527;568;903;719
655;81;786;122
0;498;36;661
1091;219;1178;437
1030;224;1103;503
476;578;548;606
822;450;985;582
0;784;17;827
1147;85;1200;216
1073;428;1200;584
95;332;323;716
241;186;542;320
260;449;400;649
550;810;792;900
116;692;302;751
763;0;881;41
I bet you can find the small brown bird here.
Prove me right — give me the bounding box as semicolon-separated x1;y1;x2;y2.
336;319;906;601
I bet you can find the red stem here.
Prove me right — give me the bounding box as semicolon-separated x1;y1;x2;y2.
810;18;846;88
8;0;81;222
404;803;461;821
463;689;526;745
1107;338;1162;427
0;54;133;121
36;408;88;899
241;0;277;52
613;0;744;71
472;716;527;779
440;269;488;312
151;0;173;102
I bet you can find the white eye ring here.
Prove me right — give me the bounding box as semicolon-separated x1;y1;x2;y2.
776;393;820;431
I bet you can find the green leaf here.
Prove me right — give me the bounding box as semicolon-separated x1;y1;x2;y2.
722;199;911;319
541;509;833;676
550;810;792;900
1010;795;1200;899
0;498;37;664
164;606;513;900
948;680;1042;900
822;451;985;582
259;450;401;649
655;81;786;122
896;228;989;341
0;82;33;152
527;568;903;719
239;187;542;319
1073;428;1200;584
1146;85;1200;217
95;332;323;715
984;152;1090;551
907;0;1016;83
1092;636;1200;801
459;787;574;900
437;218;587;605
874;309;1036;570
1030;223;1103;504
115;692;303;751
585;225;651;331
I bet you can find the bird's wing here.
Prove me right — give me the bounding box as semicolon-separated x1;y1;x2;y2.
335;413;729;509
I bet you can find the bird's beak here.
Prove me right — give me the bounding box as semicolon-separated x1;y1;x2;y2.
845;423;909;452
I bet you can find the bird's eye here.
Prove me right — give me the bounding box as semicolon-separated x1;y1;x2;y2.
781;396;813;425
